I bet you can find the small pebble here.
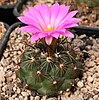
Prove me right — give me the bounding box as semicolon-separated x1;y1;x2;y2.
21;92;28;97
12;94;17;98
0;68;5;83
15;98;19;100
30;96;34;100
2;85;7;92
9;97;13;100
24;97;28;100
35;96;40;100
93;95;98;100
77;81;84;88
17;88;21;94
81;88;88;93
13;87;16;92
87;76;93;83
12;73;16;80
86;61;95;67
19;95;24;100
6;76;13;82
89;98;94;100
6;71;12;77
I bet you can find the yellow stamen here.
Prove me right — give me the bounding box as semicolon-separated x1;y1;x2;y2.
46;24;54;31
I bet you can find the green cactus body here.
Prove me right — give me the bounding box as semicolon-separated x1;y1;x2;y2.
17;38;82;96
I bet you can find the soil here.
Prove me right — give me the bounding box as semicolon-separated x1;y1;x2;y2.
0;22;6;41
0;26;99;100
0;0;18;6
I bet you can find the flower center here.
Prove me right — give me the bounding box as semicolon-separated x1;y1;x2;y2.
46;24;54;31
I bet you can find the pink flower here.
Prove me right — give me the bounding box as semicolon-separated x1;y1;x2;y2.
18;3;80;45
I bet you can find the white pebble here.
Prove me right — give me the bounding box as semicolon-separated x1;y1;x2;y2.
93;95;98;100
30;96;34;100
35;96;40;100
12;73;16;80
19;95;23;100
77;81;84;88
0;67;5;83
47;97;57;100
21;92;28;97
2;85;7;92
6;71;12;77
24;97;28;100
89;98;94;100
9;97;13;100
3;52;9;58
87;76;93;83
81;88;88;93
86;61;95;67
17;88;21;94
15;98;19;100
13;87;16;91
26;90;31;95
12;94;17;98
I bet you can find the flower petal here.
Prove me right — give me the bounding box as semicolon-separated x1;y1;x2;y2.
18;3;80;43
19;26;40;33
45;36;53;45
18;16;33;25
58;23;78;30
70;18;81;23
29;7;46;30
52;32;60;39
59;10;78;25
62;30;74;38
54;5;70;28
60;18;81;27
23;10;33;19
18;16;41;30
38;32;47;38
67;10;78;19
31;33;39;43
50;3;60;27
35;4;50;25
66;10;78;19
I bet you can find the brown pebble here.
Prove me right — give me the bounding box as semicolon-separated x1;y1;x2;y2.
6;77;13;82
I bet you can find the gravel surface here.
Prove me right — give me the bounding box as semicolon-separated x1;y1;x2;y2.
21;0;54;14
0;22;6;40
0;25;99;100
0;0;18;6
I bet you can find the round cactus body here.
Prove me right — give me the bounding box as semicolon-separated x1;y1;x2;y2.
17;39;82;96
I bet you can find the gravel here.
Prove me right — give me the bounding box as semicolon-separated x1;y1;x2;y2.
0;22;6;40
0;0;18;6
0;25;99;100
20;0;54;14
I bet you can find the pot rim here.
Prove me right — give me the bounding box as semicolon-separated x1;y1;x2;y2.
13;0;29;17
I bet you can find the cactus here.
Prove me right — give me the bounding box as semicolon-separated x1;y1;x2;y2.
16;38;82;96
17;3;82;96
